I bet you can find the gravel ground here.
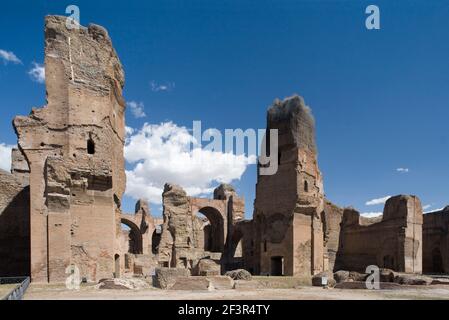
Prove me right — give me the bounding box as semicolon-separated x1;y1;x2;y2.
23;283;449;300
0;284;18;299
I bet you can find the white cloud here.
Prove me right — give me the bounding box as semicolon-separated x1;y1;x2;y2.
360;212;383;218
0;143;14;172
422;204;432;210
124;122;256;204
150;80;175;92
126;101;146;118
396;168;409;173
125;126;134;136
28;62;45;83
0;49;21;64
424;207;444;214
365;195;391;206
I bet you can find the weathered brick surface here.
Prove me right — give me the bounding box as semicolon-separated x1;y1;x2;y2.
0;16;436;285
336;195;423;273
12;15;127;282
253;96;325;277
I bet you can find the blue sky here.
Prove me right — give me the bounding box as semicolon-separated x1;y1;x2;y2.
0;0;448;218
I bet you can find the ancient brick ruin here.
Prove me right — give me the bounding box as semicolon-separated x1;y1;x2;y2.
423;206;449;274
252;96;325;276
12;15;127;283
335;195;423;274
0;16;447;284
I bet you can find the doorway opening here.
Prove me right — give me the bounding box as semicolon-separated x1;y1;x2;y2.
114;254;120;278
270;256;284;276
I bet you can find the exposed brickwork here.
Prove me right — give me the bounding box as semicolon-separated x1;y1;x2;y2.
0;16;435;283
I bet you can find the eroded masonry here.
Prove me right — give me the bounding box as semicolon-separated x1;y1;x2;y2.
0;16;447;283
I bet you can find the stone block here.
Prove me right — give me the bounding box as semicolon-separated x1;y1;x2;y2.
394;274;433;285
170;276;211;291
196;259;221;276
334;270;350;283
207;276;234;290
154;267;190;289
225;269;252;280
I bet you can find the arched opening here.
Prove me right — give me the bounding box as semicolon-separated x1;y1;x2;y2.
234;239;243;258
223;229;244;271
432;248;444;273
203;223;212;250
114;254;120;278
304;180;309;192
87;137;95;155
121;218;143;254
228;230;243;259
271;256;284;276
151;225;162;254
195;206;225;252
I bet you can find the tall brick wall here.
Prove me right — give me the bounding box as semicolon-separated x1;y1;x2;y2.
423;207;449;274
13;16;126;282
254;95;325;277
336;195;423;273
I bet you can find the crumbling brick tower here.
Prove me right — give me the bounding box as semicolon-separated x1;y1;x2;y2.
13;16;126;282
254;95;325;276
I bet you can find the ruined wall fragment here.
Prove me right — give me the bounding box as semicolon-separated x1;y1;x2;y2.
322;200;344;272
157;183;245;274
423;206;449;273
158;183;193;268
254;95;325;277
226;219;256;273
336;195;423;273
13;15;126;282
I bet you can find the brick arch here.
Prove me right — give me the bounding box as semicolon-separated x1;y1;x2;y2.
223;220;253;272
120;209;152;254
189;198;228;252
228;227;244;258
120;217;143;254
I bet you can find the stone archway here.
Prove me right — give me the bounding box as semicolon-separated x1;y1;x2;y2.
229;229;244;258
114;254;120;278
196;206;225;252
121;218;143;254
151;227;162;254
189;198;228;253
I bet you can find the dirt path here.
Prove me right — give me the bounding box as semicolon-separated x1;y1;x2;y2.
23;284;449;300
0;284;18;299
